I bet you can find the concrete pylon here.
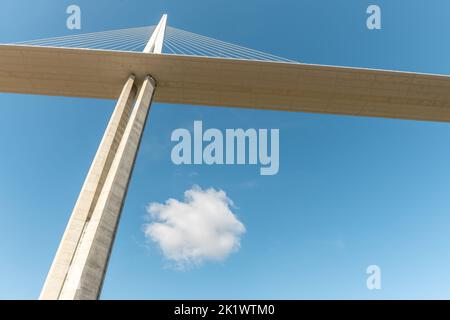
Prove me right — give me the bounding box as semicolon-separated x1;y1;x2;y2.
59;76;156;300
40;15;167;300
39;75;137;300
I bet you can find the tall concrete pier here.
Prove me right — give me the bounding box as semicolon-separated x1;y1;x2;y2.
39;15;167;300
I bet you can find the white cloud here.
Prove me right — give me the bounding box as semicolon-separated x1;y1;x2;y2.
144;186;246;269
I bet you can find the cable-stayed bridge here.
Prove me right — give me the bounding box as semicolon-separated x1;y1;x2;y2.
1;15;450;300
3;16;450;121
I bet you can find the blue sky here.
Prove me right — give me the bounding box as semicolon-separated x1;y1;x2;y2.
1;0;450;299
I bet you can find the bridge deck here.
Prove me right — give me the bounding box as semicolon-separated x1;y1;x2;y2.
1;45;450;122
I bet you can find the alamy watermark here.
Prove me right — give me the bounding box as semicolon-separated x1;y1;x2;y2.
64;5;381;34
367;5;382;30
171;121;279;176
366;265;382;290
66;5;81;30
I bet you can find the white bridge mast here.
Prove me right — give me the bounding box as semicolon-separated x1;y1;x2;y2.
39;15;167;300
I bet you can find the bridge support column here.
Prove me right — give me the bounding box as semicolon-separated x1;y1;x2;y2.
40;76;156;300
40;13;166;300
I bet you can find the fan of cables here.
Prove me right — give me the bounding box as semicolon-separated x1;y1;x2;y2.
11;25;296;63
